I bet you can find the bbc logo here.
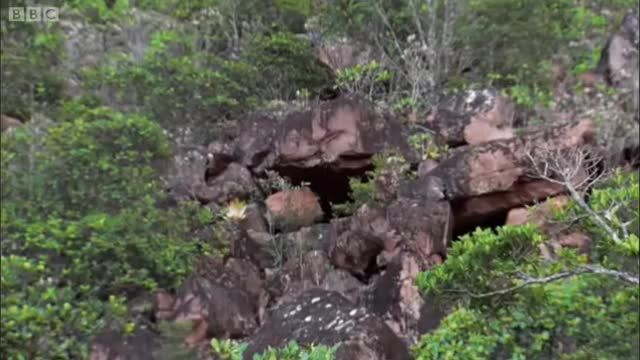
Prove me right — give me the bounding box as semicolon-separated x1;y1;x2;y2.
9;7;59;22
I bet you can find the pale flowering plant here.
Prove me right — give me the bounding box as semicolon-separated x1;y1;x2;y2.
223;199;248;221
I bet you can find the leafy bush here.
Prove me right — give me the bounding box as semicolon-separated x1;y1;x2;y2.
210;339;337;360
245;32;333;100
66;0;131;23
82;28;259;142
0;106;222;359
336;61;393;102
0;14;65;119
459;0;609;84
332;153;410;216
409;131;449;160
318;0;624;111
414;171;640;359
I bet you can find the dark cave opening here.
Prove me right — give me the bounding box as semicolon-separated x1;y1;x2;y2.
450;200;511;240
273;164;373;221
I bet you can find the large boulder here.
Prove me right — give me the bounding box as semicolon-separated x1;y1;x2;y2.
157;257;267;345
245;289;411;360
406;119;597;227
275;96;411;170
194;163;258;205
233;211;332;270
265;187;324;231
328;206;388;278
1;114;23;133
383;198;452;270
206;96;412;175
425;88;515;146
597;12;639;90
266;250;365;307
506;196;591;258
366;251;446;346
327;198;451;279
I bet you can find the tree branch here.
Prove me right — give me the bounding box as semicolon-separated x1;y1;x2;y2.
524;145;623;243
448;266;638;299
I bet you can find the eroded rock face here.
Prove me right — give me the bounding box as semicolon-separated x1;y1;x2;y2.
266;188;324;231
267;250;344;307
206;96;411;176
194;163;257;205
368;252;425;345
417;159;439;179
320;269;366;305
234;215;332;271
597;12;639;89
61;10;177;101
506;196;570;227
384;198;452;270
414;120;596;200
328;198;451;279
506;196;591;259
329;206;388;278
405;119;597;227
161;257;267;345
426;88;515;146
1;114;23;133
275;97;411;170
245;289;411;360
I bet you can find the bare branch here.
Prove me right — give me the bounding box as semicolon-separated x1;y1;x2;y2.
458;271;579;299
524;145;623;243
580;265;640;285
447;266;638;299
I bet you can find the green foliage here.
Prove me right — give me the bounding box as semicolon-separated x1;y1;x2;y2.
210;338;248;360
209;339;336;360
155;321;198;360
253;341;337;360
245;32;333;100
461;1;607;76
0;106;223;359
336;61;393;102
332;178;377;217
456;0;614;107
414;172;640;359
0;18;65;119
414;279;639;359
417;225;546;299
82;28;258;141
554;170;640;262
320;0;626;110
1;254;109;359
409;131;449;160
332;153;409;216
66;0;131;23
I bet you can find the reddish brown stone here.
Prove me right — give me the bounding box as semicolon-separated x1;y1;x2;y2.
265;187;324;231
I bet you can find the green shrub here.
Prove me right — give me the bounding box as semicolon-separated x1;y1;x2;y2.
336;61;393;102
332;153;410;216
0;106;223;359
414;172;640;359
82;29;259;141
409;131;449;161
66;0;131;23
245;32;333;100
0;16;65;119
209;339;337;360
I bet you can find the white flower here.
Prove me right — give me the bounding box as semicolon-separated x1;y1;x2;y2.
224;199;247;221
